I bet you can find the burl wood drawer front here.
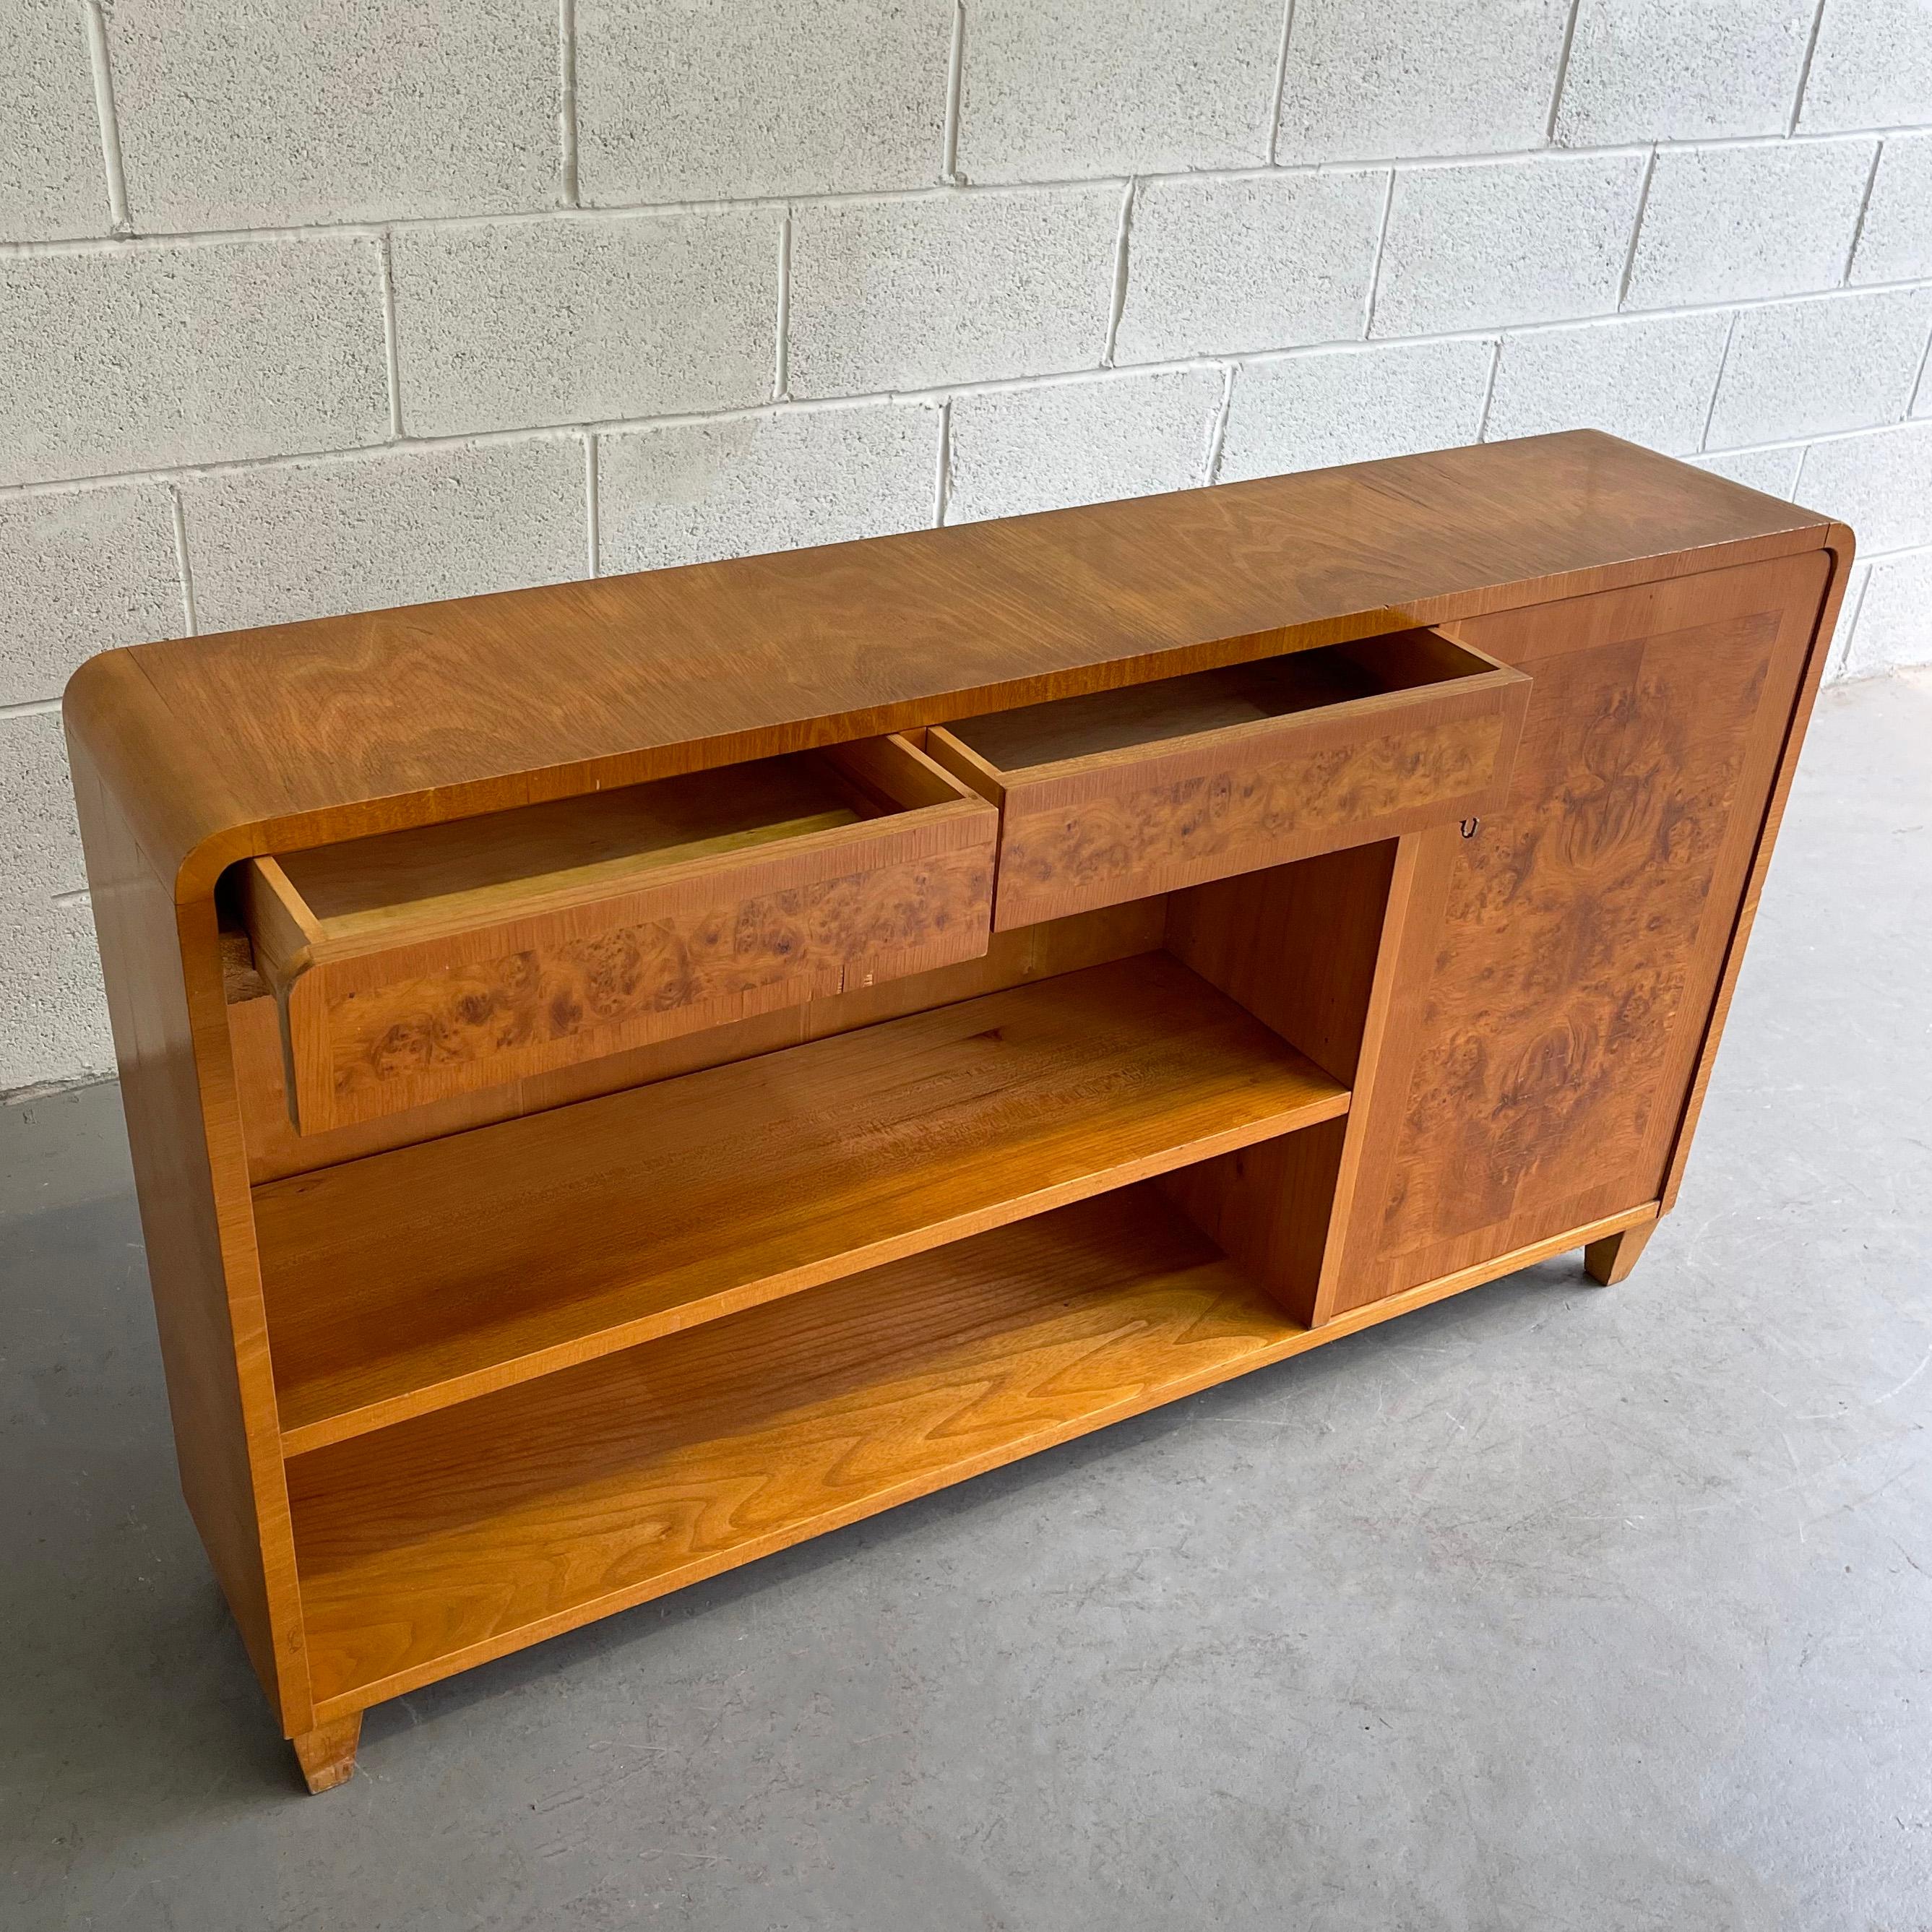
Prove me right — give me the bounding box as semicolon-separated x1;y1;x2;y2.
238;735;996;1134
927;630;1530;930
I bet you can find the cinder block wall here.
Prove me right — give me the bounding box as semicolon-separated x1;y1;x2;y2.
4;0;1931;1093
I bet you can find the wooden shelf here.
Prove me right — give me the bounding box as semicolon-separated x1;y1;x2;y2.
288;1185;1316;1716
259;952;1349;1454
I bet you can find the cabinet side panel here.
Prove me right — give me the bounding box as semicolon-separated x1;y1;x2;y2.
1660;527;1855;1210
1165;839;1398;1084
68;741;313;1730
1333;551;1832;1312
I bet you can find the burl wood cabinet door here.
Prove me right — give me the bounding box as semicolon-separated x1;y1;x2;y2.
1334;551;1832;1313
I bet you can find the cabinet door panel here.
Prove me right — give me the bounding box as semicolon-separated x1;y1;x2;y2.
1333;552;1830;1313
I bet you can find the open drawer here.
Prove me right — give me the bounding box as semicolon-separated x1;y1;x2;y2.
926;629;1530;930
237;735;997;1134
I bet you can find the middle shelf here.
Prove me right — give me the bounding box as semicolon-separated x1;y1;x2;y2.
259;949;1350;1455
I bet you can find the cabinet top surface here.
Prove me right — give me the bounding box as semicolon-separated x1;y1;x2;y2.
65;431;1839;894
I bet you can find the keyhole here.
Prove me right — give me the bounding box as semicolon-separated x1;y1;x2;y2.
1460;817;1481;838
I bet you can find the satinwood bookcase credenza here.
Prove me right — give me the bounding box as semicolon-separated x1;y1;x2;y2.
65;432;1853;1792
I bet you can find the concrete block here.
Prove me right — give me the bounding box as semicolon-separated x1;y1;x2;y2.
0;712;121;1089
1277;0;1571;164
0;892;113;1094
1850;135;1932;287
598;403;940;573
946;371;1222;523
1554;0;1814;145
1845;548;1932;676
0;486;182;707
1487;312;1731;454
1;0;105;241
0;235;388;488
1798;0;1932;133
392;212;777;438
0;712;85;912
1113;171;1385;363
1625;139;1876;309
788;189;1119;398
1689;447;1804;498
577;0;949;203
1373;155;1647;337
103;0;559;229
1707;289;1932;447
181;439;587;634
1217;339;1495;483
1796;423;1932;556
957;0;1282;182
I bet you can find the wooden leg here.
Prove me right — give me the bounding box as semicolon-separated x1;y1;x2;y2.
291;1712;362;1794
1584;1219;1657;1287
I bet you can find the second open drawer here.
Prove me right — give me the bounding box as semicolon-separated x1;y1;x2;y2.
927;629;1530;930
237;735;998;1134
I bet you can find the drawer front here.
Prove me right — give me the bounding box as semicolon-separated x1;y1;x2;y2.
935;651;1530;931
250;748;997;1133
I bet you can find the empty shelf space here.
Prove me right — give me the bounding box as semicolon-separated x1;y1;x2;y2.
259;952;1349;1454
288;1186;1315;1715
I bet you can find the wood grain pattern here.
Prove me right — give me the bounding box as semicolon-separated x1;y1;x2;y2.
292;1713;361;1795
1161;839;1405;1324
1658;523;1855;1211
288;1187;1311;1715
64;433;1832;904
292;838;993;1133
65;734;316;1736
987;705;1508;930
269;751;871;939
236;855;319;966
248;737;997;1132
941;644;1380;769
1584;1220;1656;1285
259;952;1350;1453
1164;838;1399;1084
61;436;1852;1789
227;900;1170;1186
1331;552;1831;1312
1350;1201;1658;1323
933;634;1527;930
287;1181;1680;1722
1165;831;1455;1327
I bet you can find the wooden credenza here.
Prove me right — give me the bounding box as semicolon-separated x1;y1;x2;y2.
65;432;1853;1793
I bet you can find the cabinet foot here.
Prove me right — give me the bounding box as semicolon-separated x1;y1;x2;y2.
1584;1220;1657;1287
291;1712;362;1794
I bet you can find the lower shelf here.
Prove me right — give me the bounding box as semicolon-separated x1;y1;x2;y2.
258;951;1347;1453
288;1184;1319;1716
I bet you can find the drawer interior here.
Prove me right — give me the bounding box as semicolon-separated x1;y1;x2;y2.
230;733;999;1137
259;746;926;952
941;629;1491;775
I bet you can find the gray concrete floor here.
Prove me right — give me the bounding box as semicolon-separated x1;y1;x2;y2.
4;675;1930;1932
